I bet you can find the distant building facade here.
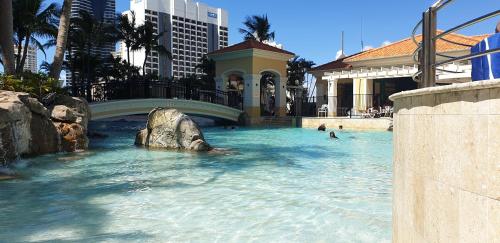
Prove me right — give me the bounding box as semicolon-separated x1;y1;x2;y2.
124;0;229;79
68;0;116;83
71;0;116;58
14;44;37;73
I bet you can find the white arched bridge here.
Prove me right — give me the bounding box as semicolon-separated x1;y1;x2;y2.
89;99;244;122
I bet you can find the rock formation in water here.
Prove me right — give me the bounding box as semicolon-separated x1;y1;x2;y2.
0;91;90;165
135;108;212;152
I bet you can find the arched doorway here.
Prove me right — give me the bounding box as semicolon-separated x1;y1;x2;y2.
260;72;277;116
226;73;244;109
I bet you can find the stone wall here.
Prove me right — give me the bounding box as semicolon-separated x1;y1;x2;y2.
390;80;499;242
301;117;392;131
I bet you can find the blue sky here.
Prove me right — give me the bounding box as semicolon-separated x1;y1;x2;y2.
9;0;500;72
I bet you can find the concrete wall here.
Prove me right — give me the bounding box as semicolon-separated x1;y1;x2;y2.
301;117;392;131
390;80;500;243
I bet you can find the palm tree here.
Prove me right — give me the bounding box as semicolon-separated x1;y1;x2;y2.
50;0;73;80
286;56;315;115
117;11;137;65
0;0;16;75
239;15;275;42
195;55;216;90
196;55;215;78
13;0;58;74
66;11;116;99
39;61;52;74
287;56;315;86
134;21;171;75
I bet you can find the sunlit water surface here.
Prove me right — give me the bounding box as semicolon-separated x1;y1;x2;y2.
0;120;393;242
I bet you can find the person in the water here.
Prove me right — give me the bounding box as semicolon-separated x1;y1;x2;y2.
330;131;339;139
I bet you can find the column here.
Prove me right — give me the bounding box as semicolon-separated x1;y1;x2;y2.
327;79;337;117
365;79;374;108
243;74;261;123
353;78;373;112
275;76;287;117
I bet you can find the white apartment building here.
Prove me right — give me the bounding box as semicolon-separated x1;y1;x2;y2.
14;45;37;73
123;0;229;79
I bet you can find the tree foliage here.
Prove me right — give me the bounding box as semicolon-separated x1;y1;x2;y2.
239;15;275;42
12;0;58;74
287;56;315;86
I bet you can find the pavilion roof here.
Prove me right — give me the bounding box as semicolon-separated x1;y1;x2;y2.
208;39;295;56
312;31;489;72
345;31;489;62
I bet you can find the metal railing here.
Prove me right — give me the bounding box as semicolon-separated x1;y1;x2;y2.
413;0;500;87
70;81;244;110
302;94;379;117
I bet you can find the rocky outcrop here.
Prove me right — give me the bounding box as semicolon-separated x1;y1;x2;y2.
135;108;212;151
0;91;90;165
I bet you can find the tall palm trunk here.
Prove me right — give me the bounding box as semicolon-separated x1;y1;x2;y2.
0;0;16;75
50;0;73;79
127;46;131;66
142;49;149;76
17;34;31;73
15;34;24;68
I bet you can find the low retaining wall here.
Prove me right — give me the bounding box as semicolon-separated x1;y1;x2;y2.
390;79;499;242
301;117;392;130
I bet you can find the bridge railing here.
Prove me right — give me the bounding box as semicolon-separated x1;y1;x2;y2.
70;81;244;110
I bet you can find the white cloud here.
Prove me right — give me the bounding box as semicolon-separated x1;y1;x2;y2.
363;45;374;51
382;40;392;46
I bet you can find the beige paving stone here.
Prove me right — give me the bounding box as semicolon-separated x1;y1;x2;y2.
424;180;460;243
458;190;488;243
488;115;500;201
459;115;489;195
434;115;461;186
487;198;500;243
490;88;500;115
436;91;462;115
460;89;490;115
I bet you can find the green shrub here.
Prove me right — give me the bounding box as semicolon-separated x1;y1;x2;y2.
0;72;67;99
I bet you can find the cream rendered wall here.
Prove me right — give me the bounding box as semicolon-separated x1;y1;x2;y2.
390;80;500;243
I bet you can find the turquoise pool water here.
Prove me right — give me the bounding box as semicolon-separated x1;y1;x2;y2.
0;121;393;242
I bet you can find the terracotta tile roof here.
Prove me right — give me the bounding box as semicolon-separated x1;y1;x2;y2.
310;54;359;71
344;31;489;62
208;39;295;56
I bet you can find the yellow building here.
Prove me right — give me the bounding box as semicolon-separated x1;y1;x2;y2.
207;39;295;125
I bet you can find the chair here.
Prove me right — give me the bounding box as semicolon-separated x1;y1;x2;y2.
367;107;379;118
317;104;328;117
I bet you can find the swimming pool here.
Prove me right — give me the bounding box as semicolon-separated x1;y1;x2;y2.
0;121;393;242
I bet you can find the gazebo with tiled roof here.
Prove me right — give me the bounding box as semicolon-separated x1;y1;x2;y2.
207;39;295;124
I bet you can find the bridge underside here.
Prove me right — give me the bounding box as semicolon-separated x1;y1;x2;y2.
89;99;244;122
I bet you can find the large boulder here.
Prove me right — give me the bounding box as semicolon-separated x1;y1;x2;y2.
0;91;36;161
46;94;90;128
51;105;78;123
135;108;212;151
